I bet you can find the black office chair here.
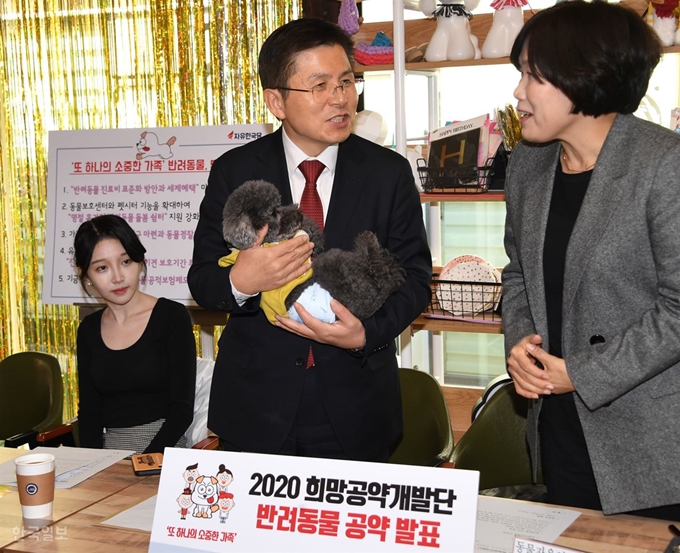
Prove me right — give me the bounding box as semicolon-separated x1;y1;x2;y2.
450;375;544;497
389;367;454;467
0;352;75;448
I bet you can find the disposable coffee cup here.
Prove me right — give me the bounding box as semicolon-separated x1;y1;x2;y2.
14;453;56;519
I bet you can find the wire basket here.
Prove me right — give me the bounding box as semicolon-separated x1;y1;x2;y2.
417;158;494;194
424;275;502;324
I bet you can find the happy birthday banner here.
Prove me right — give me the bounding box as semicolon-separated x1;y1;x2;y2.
42;124;272;305
149;448;480;552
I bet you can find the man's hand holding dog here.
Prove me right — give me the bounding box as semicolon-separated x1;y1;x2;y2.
275;299;366;350
230;225;314;295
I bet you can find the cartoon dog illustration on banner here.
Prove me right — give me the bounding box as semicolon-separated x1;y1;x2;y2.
176;462;237;522
135;131;177;160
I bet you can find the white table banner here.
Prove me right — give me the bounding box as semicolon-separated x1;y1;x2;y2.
149;448;480;552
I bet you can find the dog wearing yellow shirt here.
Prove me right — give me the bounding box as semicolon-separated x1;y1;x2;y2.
220;180;405;324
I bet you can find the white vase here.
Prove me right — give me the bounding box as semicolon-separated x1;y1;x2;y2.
482;6;524;59
425;14;476;62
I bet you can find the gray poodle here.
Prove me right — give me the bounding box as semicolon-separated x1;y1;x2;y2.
221;179;406;322
221;179;324;252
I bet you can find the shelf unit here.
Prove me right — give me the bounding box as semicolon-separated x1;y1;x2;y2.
351;10;534;74
420;192;505;203
353;0;516;383
351;0;672;74
355;37;680;74
350;1;525;375
355;0;676;379
412;315;502;334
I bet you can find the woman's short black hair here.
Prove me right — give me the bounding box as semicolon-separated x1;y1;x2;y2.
258;18;355;95
510;0;661;116
73;214;147;292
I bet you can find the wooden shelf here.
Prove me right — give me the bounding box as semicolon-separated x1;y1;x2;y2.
355;56;515;74
356;44;680;74
351;10;532;74
412;314;503;334
420;192;505;203
663;45;680;56
352;0;676;74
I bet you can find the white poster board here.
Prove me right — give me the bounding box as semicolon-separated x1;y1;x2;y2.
149;448;480;553
42;124;272;305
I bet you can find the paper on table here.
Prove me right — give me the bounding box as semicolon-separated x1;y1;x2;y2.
514;537;587;553
475;496;581;553
0;446;134;489
100;495;157;533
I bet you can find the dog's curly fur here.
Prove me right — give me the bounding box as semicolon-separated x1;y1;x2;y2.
221;179;323;251
222;180;406;321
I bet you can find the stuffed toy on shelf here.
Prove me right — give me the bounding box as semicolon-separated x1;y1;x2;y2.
420;0;482;61
481;0;528;59
648;0;679;46
219;180;406;324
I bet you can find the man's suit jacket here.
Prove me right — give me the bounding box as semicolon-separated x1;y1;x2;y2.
502;113;680;514
188;129;432;460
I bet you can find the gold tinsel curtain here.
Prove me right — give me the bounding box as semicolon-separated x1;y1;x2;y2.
0;0;301;419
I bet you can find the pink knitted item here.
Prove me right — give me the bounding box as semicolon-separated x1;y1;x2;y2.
355;43;394;65
338;0;360;35
355;32;394;66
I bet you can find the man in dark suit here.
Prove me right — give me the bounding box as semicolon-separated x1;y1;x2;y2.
187;18;431;462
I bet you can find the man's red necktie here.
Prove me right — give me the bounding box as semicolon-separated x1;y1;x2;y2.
298;160;325;232
297;159;325;368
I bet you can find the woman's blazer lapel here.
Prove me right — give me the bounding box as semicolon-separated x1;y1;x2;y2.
562;114;630;328
512;142;559;343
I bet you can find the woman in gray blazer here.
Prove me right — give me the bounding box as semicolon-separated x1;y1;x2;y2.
502;0;680;519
